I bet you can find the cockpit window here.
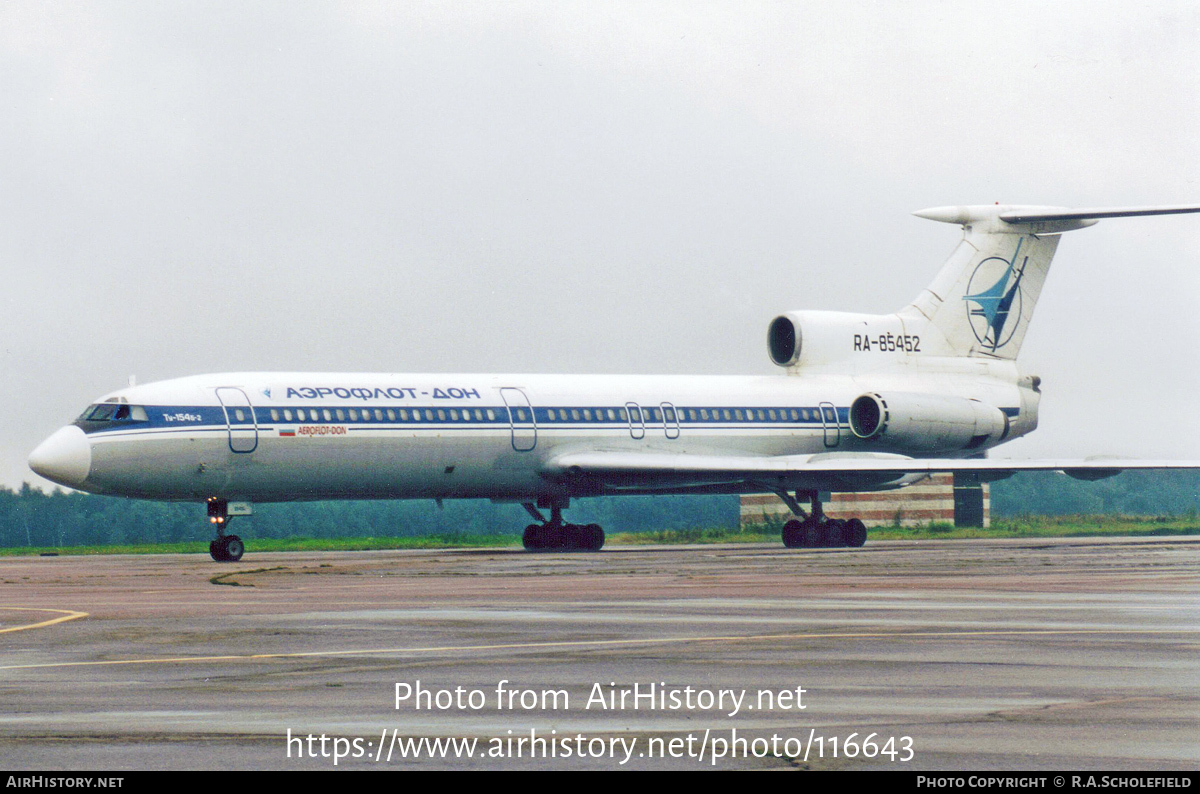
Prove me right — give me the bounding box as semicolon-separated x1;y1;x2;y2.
86;404;119;421
81;404;148;422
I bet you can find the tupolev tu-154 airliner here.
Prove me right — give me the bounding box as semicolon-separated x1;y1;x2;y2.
28;203;1200;561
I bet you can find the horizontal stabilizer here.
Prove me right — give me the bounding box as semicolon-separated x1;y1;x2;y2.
1000;204;1200;223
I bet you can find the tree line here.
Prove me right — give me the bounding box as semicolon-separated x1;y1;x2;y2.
1;470;1197;548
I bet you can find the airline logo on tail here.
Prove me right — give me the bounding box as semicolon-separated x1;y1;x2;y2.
963;237;1029;351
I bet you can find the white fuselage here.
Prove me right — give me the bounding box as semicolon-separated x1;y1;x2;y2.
44;367;1035;503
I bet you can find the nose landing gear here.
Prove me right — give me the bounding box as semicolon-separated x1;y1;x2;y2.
206;498;245;562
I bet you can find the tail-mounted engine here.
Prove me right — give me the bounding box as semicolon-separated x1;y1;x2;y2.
849;392;1009;453
768;311;918;369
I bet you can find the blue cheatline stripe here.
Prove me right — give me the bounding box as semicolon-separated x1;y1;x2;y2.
77;400;1014;436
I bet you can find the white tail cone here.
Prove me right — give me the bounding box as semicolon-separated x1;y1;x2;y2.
29;426;91;488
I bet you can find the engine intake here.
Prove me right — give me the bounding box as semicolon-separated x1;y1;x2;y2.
767;316;802;366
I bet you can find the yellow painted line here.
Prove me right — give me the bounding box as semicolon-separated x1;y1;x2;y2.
0;607;88;635
0;626;1196;671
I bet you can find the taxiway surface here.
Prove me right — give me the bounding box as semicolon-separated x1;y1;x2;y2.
1;536;1198;770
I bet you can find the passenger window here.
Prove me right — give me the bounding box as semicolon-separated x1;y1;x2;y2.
375;409;383;421
583;409;592;421
349;409;359;421
486;409;495;421
768;409;777;421
790;409;798;420
607;409;616;421
437;410;446;421
323;409;332;421
270;409;279;421
387;409;396;421
474;409;483;420
700;409;708;420
399;409;409;421
547;409;556;420
664;407;675;421
723;409;731;421
735;409;744;421
571;409;580;421
618;408;628;421
234;409;245;422
450;409;459;420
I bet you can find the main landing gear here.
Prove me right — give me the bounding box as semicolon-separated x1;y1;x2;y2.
521;500;605;551
778;491;867;549
206;498;244;562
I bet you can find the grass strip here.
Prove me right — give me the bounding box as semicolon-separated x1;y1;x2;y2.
2;516;1198;557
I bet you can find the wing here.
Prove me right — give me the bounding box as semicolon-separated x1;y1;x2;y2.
543;450;1200;494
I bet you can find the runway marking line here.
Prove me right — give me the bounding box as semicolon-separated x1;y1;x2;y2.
0;626;1196;671
0;607;88;635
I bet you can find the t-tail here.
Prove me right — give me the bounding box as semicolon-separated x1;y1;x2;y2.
767;203;1200;371
903;204;1200;360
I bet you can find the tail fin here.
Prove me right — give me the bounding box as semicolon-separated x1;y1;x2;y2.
901;204;1200;360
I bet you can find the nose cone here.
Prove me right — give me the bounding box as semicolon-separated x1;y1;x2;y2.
29;426;92;489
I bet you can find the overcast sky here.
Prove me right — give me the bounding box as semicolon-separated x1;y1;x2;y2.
3;1;1199;491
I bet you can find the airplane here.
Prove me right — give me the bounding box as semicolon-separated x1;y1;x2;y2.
28;203;1200;562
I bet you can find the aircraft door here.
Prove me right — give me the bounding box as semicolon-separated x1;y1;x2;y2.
820;401;840;448
661;402;680;439
500;388;537;451
216;387;258;454
625;402;645;439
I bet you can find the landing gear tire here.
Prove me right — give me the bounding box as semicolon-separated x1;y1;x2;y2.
781;519;804;548
844;518;867;548
224;535;244;562
523;524;543;550
563;524;582;549
824;519;845;548
801;519;825;548
582;523;605;551
210;535;244;562
523;522;605;551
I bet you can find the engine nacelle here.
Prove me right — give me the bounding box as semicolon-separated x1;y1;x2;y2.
768;311;910;368
849;392;1009;453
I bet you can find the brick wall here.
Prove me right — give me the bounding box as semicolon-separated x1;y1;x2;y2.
739;473;989;528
